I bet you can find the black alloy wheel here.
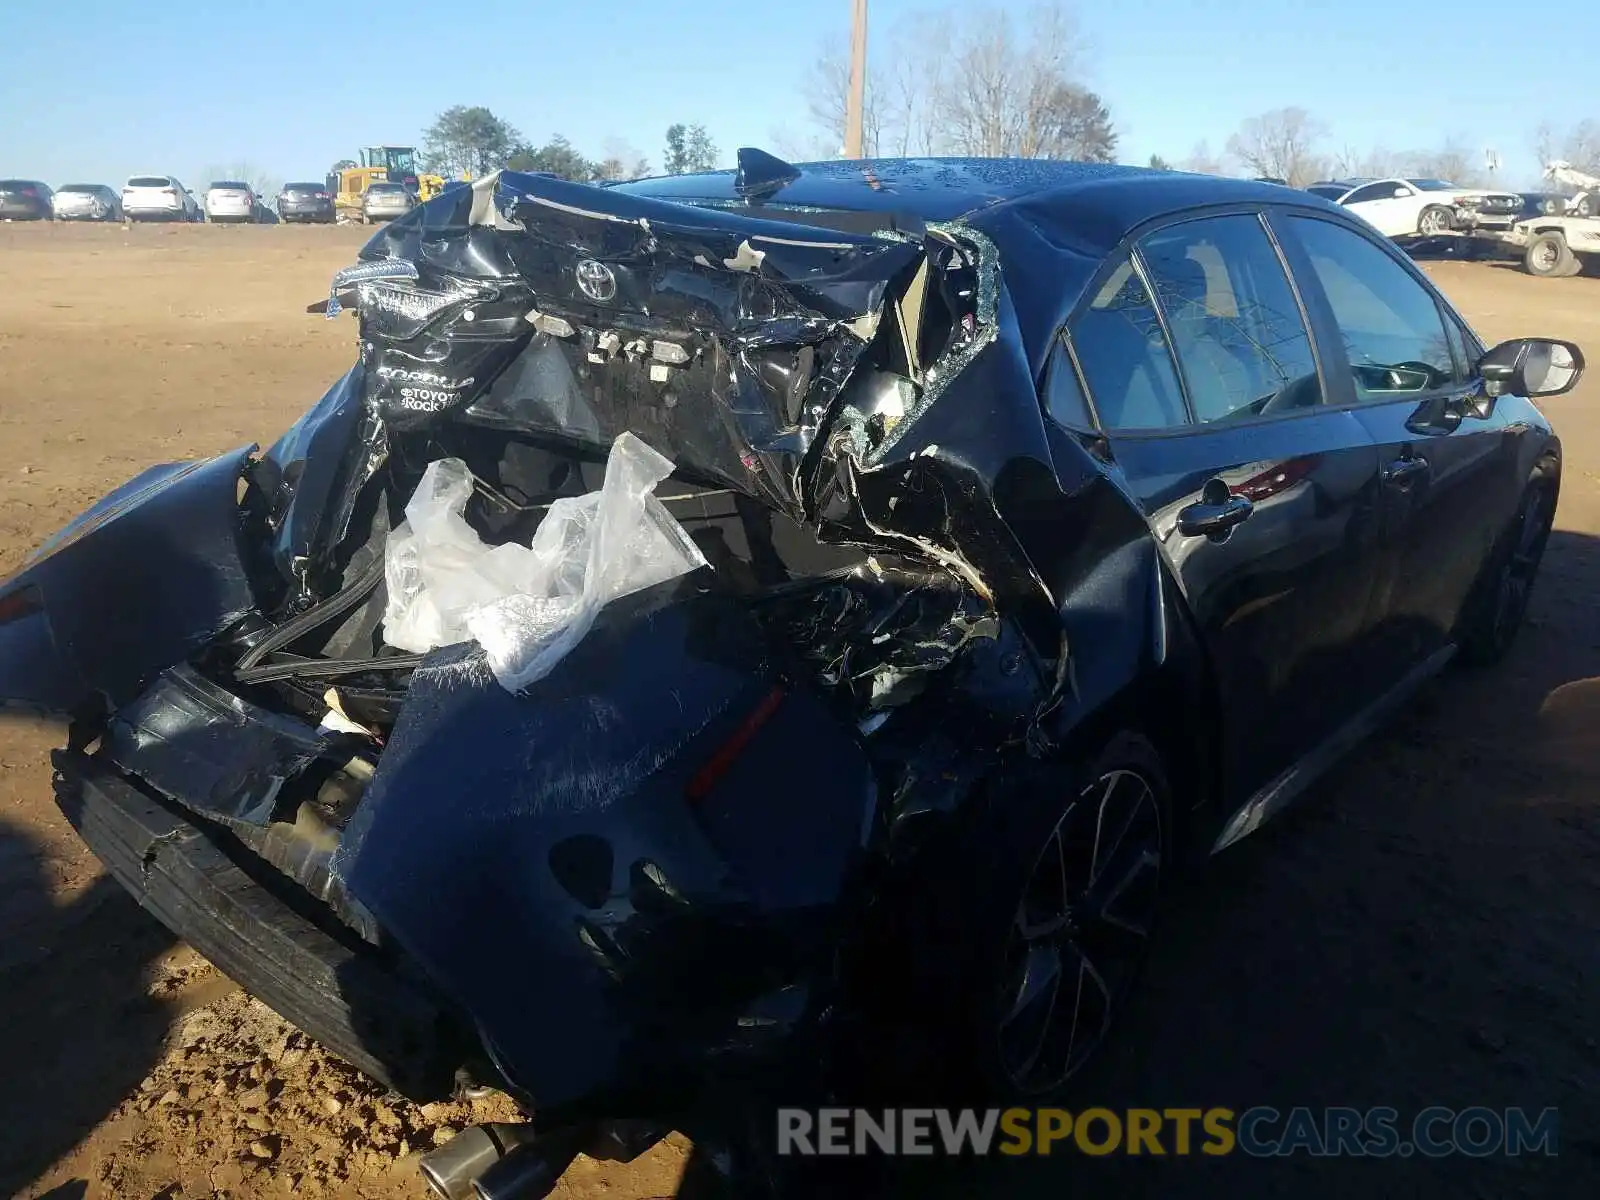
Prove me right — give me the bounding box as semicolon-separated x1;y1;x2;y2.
993;761;1165;1095
1461;468;1557;665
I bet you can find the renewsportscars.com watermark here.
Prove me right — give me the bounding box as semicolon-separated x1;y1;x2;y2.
777;1106;1559;1158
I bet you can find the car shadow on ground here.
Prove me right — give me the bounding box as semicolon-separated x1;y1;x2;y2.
0;818;176;1197
871;527;1600;1199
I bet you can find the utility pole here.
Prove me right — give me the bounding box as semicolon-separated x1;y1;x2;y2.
844;0;869;159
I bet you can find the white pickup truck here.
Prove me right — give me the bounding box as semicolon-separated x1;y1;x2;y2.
1502;161;1600;277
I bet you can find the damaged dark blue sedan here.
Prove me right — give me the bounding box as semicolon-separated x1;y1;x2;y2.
0;152;1584;1198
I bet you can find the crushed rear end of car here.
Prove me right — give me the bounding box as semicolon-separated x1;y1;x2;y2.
1;164;1080;1186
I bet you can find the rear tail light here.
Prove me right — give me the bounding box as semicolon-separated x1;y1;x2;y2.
685;685;788;802
315;192;328;200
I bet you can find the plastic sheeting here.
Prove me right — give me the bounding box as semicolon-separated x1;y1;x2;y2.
381;433;706;692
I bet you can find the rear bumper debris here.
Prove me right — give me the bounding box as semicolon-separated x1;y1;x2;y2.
53;747;465;1098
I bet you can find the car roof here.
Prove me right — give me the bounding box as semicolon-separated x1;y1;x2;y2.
617;156;1324;240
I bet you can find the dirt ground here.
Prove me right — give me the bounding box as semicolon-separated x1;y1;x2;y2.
1;221;1597;1199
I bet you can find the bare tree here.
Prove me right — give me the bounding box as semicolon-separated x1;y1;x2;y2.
594;138;652;181
769;125;840;163
1404;137;1487;187
805;32;881;156
1533;122;1556;170
878;19;946;156
1225;108;1328;187
1178;140;1225;176
1561;119;1600;171
800;3;1104;161
933;2;1087;157
1331;144;1404;180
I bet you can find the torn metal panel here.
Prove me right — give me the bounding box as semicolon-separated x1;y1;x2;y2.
335;581;876;1109
0;448;257;714
337;171;924;524
253;366;387;596
101;664;345;826
752;564;1000;714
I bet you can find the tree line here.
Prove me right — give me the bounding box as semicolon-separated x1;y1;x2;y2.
1152;108;1600;190
396;5;1600;194
417;105;720;183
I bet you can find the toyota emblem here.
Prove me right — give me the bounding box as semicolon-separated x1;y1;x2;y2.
575;259;617;303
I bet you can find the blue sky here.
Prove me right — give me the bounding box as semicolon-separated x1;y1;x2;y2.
0;0;1571;189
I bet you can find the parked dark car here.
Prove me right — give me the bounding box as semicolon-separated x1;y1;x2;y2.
1519;191;1569;218
0;154;1583;1196
0;179;54;220
277;181;335;224
51;183;122;221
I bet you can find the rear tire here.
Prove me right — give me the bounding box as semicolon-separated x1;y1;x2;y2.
1457;461;1558;666
1524;233;1579;278
883;732;1173;1104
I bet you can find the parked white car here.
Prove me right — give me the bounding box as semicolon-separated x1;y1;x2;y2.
203;181;257;223
122;175;201;222
1306;177;1522;240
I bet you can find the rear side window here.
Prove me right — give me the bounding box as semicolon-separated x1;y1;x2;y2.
1042;338;1093;430
1287;217;1460;401
128;176;170;188
1344;182;1403;205
1443;316;1485;379
1068;255;1187;430
1137;215;1321;423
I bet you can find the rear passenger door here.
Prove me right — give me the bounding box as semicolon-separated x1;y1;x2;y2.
1066;211;1386;807
1276;214;1525;677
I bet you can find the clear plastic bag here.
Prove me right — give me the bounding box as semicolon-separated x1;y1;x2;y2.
381;432;707;692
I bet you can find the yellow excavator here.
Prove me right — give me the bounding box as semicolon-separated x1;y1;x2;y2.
327;147;452;222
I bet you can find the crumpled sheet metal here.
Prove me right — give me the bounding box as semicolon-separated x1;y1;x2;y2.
0;448;259;714
381;432;707;693
254;366;386;595
290;170;1073;685
335;583;877;1109
101;664;340;826
340;170;920;522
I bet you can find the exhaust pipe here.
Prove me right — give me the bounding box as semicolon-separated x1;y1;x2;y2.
418;1123;536;1200
471;1126;588;1200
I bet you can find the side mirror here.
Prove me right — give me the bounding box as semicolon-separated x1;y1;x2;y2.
1393;186;1412;198
1477;338;1585;398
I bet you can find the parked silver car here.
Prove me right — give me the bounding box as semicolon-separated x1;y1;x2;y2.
203;181;257;224
361;181;414;223
123;175;201;222
52;183;122;221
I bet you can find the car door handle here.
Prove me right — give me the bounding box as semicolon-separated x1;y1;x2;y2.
1383;455;1431;485
1177;493;1254;538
